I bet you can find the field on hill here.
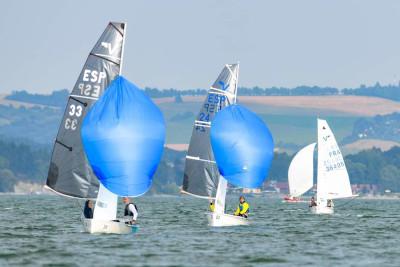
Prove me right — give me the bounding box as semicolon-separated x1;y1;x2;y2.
1;94;399;150
158;95;399;147
342;139;400;154
159;95;400;116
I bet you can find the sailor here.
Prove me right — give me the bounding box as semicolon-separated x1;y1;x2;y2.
309;196;317;207
209;201;215;212
83;200;93;219
327;199;333;208
234;196;249;218
122;197;138;224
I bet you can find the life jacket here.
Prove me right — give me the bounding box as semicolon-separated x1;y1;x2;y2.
83;203;93;219
239;202;249;213
124;203;138;216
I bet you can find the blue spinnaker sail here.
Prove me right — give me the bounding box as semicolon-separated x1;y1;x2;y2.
81;76;166;196
210;104;274;188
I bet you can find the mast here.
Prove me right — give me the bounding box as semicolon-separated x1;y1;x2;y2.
45;22;126;199
182;63;239;199
214;63;239;213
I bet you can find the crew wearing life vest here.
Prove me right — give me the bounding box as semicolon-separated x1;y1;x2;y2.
234;196;249;218
122;197;138;224
209;201;215;212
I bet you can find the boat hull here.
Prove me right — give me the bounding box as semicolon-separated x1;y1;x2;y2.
82;218;136;234
207;212;249;227
310;205;334;214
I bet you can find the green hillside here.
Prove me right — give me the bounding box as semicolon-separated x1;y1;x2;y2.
159;100;360;148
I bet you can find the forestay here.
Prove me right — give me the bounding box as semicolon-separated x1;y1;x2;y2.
182;64;239;199
317;119;352;200
46;22;126;198
288;143;316;197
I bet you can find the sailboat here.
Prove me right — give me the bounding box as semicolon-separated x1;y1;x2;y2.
289;119;355;214
283;143;316;203
182;63;241;226
210;104;274;226
81;76;165;233
45;22;165;233
182;63;274;227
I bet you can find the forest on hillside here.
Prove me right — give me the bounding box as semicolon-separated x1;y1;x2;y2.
1;138;400;193
344;112;400;144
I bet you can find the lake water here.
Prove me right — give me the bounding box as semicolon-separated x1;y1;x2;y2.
1;195;399;266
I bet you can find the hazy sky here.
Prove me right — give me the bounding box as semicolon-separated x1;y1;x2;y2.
2;0;400;93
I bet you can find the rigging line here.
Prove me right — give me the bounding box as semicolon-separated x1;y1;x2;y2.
89;52;120;65
110;22;124;36
56;140;72;151
70;96;88;106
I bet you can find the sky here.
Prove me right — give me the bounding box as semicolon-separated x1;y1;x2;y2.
2;0;400;94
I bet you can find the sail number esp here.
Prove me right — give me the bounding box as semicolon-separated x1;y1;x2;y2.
195;93;226;132
78;69;107;98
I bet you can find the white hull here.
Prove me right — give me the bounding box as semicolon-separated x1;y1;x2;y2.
207;212;249;227
310;205;334;214
82;218;136;234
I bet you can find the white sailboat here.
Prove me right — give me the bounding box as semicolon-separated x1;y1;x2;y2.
289;119;355;214
45;22;149;234
312;119;356;214
182;63;247;227
284;143;316;203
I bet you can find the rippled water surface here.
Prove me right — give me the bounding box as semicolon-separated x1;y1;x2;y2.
1;195;399;266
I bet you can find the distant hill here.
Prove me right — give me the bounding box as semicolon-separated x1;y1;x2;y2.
342;139;400;155
1;136;400;193
0;103;61;144
2;88;400;193
5;90;69;107
2;92;400;147
158;95;400;147
0;137;186;194
343;113;400;144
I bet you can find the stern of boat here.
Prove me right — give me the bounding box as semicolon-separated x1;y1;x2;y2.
206;212;249;227
82;218;136;234
310;205;334;214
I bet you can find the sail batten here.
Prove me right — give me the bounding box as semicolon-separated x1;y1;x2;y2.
46;22;126;199
182;63;239;198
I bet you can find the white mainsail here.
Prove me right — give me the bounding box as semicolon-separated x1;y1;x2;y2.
316;119;352;201
288;143;316;197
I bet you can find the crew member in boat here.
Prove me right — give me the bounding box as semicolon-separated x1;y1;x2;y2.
309;196;317;207
209;201;215;212
234;196;249;218
327;199;333;208
122;197;138;224
83;200;94;219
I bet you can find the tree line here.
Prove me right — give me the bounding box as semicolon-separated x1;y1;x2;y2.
268;147;400;192
1;138;400;193
7;82;400;107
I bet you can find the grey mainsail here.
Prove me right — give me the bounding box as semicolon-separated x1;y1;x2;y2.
182;63;239;198
46;22;126;198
